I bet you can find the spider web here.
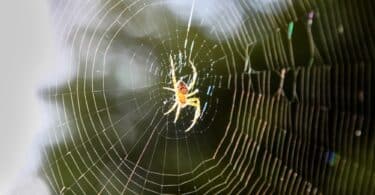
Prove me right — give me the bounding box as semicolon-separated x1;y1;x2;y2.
41;0;375;194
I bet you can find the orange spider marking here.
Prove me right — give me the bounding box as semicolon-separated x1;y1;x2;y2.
177;81;188;94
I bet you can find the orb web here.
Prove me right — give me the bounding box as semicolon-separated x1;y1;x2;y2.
42;0;375;194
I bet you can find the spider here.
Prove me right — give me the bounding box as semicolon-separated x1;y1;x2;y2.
163;55;201;132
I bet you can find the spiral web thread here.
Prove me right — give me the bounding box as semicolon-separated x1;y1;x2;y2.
42;0;375;194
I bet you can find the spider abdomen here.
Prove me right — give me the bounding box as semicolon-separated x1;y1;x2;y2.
177;81;188;94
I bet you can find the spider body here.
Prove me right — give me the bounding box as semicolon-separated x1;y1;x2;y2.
163;55;201;132
177;81;188;104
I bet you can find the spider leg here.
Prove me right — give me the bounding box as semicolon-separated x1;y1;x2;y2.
188;59;197;90
170;55;177;87
186;89;199;97
185;98;201;132
164;102;177;115
174;105;181;123
163;87;175;92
